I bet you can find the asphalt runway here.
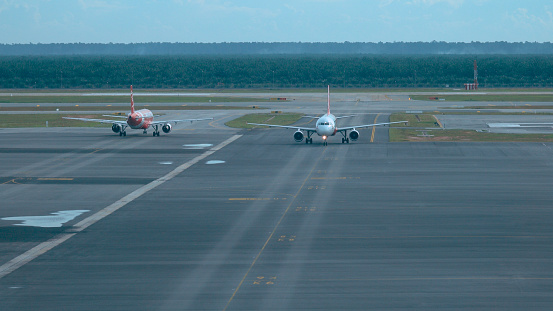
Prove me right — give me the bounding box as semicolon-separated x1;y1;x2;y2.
2;110;553;310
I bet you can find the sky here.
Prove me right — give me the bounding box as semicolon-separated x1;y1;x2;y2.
0;0;552;44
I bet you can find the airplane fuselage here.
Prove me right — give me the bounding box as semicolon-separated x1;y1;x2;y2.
315;114;338;139
127;109;154;129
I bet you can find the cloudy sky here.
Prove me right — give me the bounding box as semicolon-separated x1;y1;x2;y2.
1;0;552;43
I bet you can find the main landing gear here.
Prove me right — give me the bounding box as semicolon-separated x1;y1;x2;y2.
340;131;351;144
305;132;314;144
119;131;127;136
152;124;160;137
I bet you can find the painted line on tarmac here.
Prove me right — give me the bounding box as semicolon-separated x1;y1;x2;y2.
0;134;243;280
223;146;328;311
433;115;444;128
370;113;381;143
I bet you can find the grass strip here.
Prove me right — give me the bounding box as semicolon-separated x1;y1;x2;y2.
390;113;442;128
0;96;268;104
0;105;257;112
390;128;553;142
0;114;111;128
410;94;553;102
225;113;303;129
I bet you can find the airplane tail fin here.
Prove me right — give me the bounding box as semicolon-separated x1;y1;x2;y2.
327;85;330;115
130;85;135;114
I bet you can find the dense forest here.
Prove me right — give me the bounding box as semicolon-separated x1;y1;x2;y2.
1;42;552;56
1;55;552;89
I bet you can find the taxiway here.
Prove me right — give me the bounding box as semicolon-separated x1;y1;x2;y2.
1;100;553;310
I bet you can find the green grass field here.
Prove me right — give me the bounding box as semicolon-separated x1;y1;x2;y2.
390;113;441;128
0;114;110;128
225;113;304;129
0;105;256;112
410;94;553;102
0;95;268;104
389;112;553;142
390;128;553;142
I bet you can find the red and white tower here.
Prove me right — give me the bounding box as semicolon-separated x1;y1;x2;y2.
465;60;479;90
474;60;478;89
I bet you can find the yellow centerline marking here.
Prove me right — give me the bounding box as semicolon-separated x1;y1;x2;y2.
370;113;381;143
433;115;444;128
224;148;328;311
209;114;241;130
291;115;318;127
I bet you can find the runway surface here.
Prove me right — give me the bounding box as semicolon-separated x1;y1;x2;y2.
2;109;553;310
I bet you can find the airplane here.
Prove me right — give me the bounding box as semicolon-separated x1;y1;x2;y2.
63;86;212;137
248;86;408;145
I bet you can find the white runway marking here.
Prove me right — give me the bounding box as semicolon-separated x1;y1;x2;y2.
206;160;225;165
84;92;212;96
158;161;173;165
183;144;213;149
0;134;242;279
2;210;90;228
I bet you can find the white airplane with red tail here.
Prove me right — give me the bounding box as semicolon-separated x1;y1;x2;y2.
64;86;212;136
248;86;408;145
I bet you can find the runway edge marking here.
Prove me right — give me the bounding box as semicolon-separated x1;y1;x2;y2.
0;134;243;280
223;147;328;311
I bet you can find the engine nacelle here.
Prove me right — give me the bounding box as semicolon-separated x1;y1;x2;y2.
111;124;121;133
293;130;304;142
162;124;172;134
349;129;360;141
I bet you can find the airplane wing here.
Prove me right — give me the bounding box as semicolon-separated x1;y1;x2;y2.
301;115;355;119
63;117;127;125
335;115;357;119
337;120;408;131
487;123;553;128
150;118;213;125
247;123;316;132
102;115;127;118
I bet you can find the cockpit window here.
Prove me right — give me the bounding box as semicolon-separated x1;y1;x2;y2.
319;122;330;126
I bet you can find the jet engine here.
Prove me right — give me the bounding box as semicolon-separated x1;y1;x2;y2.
349;130;359;141
111;124;121;133
162;124;172;133
293;130;304;142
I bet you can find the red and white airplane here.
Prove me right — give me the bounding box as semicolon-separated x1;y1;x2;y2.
248;86;408;145
64;86;212;136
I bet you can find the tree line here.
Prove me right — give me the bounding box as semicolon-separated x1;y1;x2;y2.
1;55;552;89
0;42;552;56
